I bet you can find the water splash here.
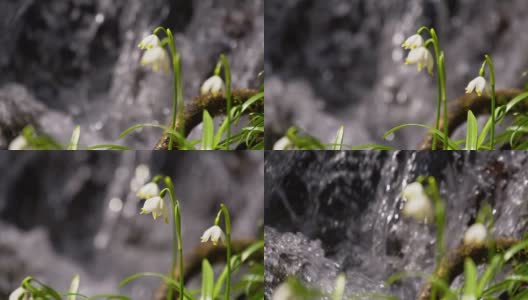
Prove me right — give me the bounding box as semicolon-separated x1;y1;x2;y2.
265;151;528;299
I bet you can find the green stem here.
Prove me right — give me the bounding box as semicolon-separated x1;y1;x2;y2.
216;204;232;300
165;177;184;300
439;53;448;150
165;29;183;150
427;177;445;266
484;55;496;150
219;55;232;150
426;176;446;300
429;29;448;150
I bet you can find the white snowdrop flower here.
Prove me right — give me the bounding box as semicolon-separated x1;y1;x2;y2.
138;34;160;50
272;282;298;300
402;34;424;50
140;46;170;74
141;196;169;223
9;287;31;300
134;164;150;184
405;46;434;74
402;182;434;223
273;136;295;150
200;225;225;246
464;223;487;245
465;76;487;96
200;75;225;96
8;135;29;150
136;182;160;200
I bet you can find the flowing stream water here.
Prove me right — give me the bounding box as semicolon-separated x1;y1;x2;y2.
265;151;528;299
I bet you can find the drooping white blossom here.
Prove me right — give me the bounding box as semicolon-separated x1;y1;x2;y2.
272;282;299;300
402;34;424;50
8;135;29;150
465;76;487;96
141;196;169;223
401;182;434;223
9;287;31;300
273;136;294;150
200;225;225;246
140;46;170;74
136;182;160;200
405;46;434;74
464;223;488;245
138;34;161;50
200;75;225;96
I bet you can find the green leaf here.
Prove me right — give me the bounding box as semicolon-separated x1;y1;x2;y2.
477;115;492;148
118;123;195;149
476;255;503;296
465;110;478;150
241;92;264;113
67;126;81;150
285;127;325;149
241;240;264;261
201;259;214;300
85;144;132;150
463;258;477;298
348;144;397;150
504;91;528;114
213;256;240;298
119;272;193;300
201;110;214;150
383;123;459;150
332;126;344;150
68;274;80;300
86;295;132;300
386;272;457;299
118;123;169;139
504;240;528;262
213;241;264;298
332;273;346;300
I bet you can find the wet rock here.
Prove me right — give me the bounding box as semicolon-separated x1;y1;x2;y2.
264;226;338;299
0;83;45;148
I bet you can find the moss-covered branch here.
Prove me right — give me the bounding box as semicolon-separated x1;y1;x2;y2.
417;237;527;300
154;89;262;150
418;89;525;150
153;239;262;300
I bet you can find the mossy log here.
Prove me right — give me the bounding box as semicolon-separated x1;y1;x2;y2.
154;239;262;300
418;89;526;150
154;89;263;150
417;237;528;300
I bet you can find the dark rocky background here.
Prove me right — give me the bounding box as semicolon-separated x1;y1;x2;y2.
0;0;263;149
265;151;528;299
265;0;528;149
0;152;263;299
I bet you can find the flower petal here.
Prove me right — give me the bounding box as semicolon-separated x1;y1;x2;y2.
138;34;160;49
402;34;424;50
